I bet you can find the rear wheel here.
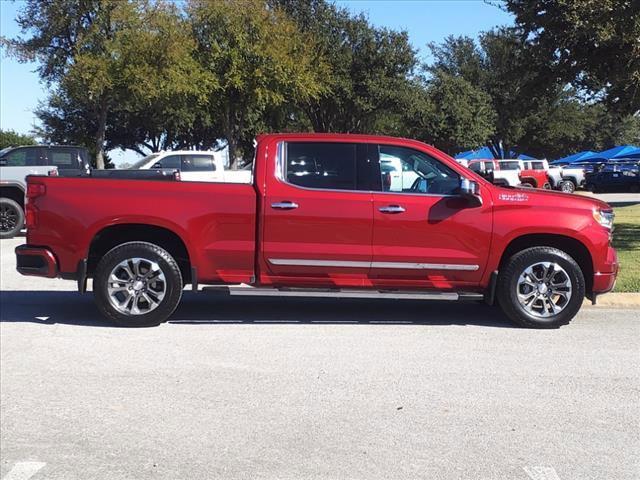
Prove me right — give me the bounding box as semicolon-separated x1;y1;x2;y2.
586;182;598;193
497;247;585;328
94;242;183;327
0;197;24;239
630;184;639;193
560;180;575;193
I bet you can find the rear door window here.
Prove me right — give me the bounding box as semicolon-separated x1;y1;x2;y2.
285;142;357;190
181;155;216;171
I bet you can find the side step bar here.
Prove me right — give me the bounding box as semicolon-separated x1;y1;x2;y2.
201;286;483;302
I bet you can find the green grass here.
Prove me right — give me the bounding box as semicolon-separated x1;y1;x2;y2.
612;204;640;292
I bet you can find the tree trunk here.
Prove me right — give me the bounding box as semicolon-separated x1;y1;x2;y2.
95;97;108;169
227;133;238;170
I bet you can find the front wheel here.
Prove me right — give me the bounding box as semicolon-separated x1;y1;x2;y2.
0;197;24;239
559;180;575;193
497;247;585;328
93;242;183;327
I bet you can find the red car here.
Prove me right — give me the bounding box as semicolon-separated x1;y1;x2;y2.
520;160;552;189
16;133;618;328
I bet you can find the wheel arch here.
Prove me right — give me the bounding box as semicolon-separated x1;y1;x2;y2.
87;224;192;284
499;233;594;294
519;176;538;188
0;184;26;209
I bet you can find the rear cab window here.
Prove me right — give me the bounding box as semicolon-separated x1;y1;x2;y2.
283;142;378;191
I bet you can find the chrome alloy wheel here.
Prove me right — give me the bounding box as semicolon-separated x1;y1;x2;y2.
516;262;572;318
107;257;166;315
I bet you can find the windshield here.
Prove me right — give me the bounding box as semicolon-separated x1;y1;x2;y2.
129;153;160;169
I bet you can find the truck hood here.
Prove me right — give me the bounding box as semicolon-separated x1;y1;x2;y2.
493;186;611;211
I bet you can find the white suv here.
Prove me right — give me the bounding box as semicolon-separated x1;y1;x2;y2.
131;151;250;183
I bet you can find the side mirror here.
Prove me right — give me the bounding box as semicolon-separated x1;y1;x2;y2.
459;178;482;206
151;162;162;169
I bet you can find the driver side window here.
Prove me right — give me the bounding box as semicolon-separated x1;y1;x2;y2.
378;145;460;195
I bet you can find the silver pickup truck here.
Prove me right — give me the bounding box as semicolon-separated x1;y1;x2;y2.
0;145;89;238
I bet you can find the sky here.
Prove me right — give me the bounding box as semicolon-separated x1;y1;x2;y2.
0;0;514;165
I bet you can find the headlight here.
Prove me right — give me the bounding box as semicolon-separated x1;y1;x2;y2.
593;208;615;229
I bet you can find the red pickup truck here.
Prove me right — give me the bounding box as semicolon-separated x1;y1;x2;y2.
16;133;618;328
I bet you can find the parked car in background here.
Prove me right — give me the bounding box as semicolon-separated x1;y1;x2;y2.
555;163;590;193
17;133;618;329
585;165;640;193
546;164;565;190
131;150;251;183
0;145;89;238
459;159;525;188
519;160;551;189
495;160;524;187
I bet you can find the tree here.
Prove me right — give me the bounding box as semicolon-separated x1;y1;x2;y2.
272;0;418;135
421;73;496;155
429;30;568;157
0;129;37;149
8;0;207;168
503;0;640;115
187;0;327;167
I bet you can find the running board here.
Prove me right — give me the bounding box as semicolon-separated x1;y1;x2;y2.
201;286;483;302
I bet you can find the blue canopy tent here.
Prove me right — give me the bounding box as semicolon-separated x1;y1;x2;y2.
551;151;596;164
611;146;640;159
579;145;639;162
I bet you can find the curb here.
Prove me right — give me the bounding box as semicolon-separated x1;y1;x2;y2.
583;292;640;309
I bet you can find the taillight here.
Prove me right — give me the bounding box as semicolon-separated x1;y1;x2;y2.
25;204;37;228
27;183;46;199
48;169;59;176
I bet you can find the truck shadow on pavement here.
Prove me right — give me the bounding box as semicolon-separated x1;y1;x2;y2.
0;290;515;328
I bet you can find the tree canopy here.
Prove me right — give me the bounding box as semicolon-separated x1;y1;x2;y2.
3;0;637;165
503;0;640;115
0;129;37;150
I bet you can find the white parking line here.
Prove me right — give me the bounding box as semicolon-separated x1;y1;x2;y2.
2;462;46;480
524;466;561;480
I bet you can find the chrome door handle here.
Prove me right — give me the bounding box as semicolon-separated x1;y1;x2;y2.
271;201;299;210
378;205;405;214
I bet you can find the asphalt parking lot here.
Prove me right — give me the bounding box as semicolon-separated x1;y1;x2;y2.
1;236;639;480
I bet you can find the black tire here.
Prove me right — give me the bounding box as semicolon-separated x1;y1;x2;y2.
543;183;552;190
586;183;598;193
560;180;575;193
93;241;183;327
0;197;24;239
497;247;585;328
630;183;640;193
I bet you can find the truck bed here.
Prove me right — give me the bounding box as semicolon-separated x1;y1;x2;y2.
25;175;257;285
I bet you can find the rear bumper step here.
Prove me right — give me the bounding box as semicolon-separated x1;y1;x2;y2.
202;286;483;301
15;245;58;278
